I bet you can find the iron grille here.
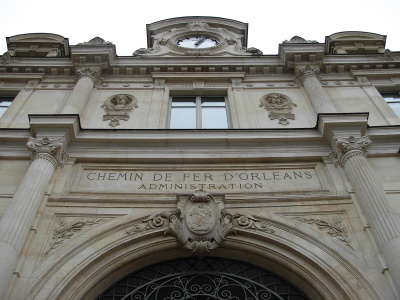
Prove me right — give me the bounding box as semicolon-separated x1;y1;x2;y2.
96;257;310;300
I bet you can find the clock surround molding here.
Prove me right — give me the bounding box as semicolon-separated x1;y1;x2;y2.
134;17;262;57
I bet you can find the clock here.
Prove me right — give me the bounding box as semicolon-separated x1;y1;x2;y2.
176;36;219;49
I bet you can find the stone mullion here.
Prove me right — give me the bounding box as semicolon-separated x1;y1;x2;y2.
343;153;400;248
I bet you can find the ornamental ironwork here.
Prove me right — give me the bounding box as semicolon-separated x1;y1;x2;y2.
96;257;310;300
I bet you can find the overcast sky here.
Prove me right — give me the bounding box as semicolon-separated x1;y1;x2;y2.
1;0;400;56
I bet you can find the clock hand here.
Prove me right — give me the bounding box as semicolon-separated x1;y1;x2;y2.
194;36;205;47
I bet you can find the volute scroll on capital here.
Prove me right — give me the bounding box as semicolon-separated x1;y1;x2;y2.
295;65;320;83
26;137;68;169
330;136;372;167
125;190;274;258
76;67;101;84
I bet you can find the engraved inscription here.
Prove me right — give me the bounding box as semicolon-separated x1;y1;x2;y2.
75;167;322;194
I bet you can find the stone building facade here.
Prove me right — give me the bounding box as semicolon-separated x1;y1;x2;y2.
0;17;400;299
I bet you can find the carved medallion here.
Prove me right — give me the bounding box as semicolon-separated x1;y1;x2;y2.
101;94;138;127
259;93;297;125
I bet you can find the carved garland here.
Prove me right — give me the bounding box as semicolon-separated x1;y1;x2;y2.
259;93;297;125
101;94;138;127
125;190;274;258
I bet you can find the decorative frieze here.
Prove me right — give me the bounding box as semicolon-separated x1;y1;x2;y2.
259;93;297;125
101;94;138;127
126;190;274;258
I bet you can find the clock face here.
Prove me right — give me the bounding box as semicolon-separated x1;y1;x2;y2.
176;36;219;49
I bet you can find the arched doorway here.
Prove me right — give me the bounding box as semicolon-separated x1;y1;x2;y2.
96;257;310;300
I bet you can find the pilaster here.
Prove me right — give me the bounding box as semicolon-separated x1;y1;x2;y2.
61;67;101;115
296;65;337;114
0;137;67;300
331;135;400;294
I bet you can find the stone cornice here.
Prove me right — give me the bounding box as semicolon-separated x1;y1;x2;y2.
151;72;245;79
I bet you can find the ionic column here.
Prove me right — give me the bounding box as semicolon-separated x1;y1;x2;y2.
61;67;101;114
0;137;67;299
296;65;337;114
332;136;400;293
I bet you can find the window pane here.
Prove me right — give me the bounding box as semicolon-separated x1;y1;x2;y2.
382;93;400;103
201;98;225;107
170;107;196;129
202;107;228;129
171;98;196;107
0;98;13;118
0;101;12;107
0;107;7;117
388;103;400;118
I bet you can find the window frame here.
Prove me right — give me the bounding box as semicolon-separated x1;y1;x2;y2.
168;95;230;129
380;91;400;119
0;96;14;119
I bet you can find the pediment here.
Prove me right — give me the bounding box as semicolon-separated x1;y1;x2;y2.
325;31;386;54
6;33;70;57
133;16;263;57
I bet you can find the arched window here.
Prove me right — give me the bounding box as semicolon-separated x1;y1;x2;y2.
96;257;310;300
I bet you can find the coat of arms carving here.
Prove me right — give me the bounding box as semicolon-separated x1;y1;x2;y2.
126;190;274;258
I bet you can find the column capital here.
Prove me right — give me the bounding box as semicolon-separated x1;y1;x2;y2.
295;65;320;83
76;67;101;84
26;137;68;169
330;135;372;167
